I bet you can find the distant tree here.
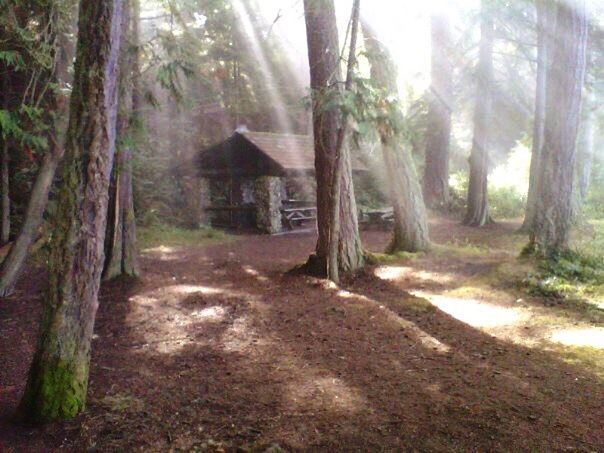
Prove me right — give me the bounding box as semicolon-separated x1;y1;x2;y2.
17;0;124;422
105;0;140;280
423;13;453;210
520;0;554;233
363;23;430;253
0;1;77;297
302;0;364;277
464;1;494;227
529;0;588;256
0;74;10;245
575;90;595;208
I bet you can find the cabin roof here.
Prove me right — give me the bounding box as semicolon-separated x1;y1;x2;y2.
193;131;366;177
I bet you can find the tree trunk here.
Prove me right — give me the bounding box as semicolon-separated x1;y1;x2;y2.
574;90;595;210
302;0;364;277
0;4;76;297
464;4;494;227
520;0;553;233
124;0;141;276
327;0;361;283
1;139;9;245
423;14;453;209
363;23;430;253
529;0;588;256
1;71;10;246
17;0;124;423
104;0;140;280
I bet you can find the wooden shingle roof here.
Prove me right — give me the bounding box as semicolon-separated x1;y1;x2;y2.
194;131;366;177
240;131;315;172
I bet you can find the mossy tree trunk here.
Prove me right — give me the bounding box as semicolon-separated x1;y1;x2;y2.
529;0;588;256
363;22;430;253
1;137;9;245
105;0;140;280
464;3;494;227
302;0;364;277
423;14;453;210
520;0;554;233
17;0;124;423
1;72;10;246
0;2;77;297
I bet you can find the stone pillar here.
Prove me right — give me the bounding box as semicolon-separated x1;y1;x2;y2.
255;176;283;234
198;177;211;226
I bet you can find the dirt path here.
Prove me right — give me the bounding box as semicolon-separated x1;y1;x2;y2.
1;218;603;451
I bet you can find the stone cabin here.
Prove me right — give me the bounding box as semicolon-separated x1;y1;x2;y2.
180;130;366;234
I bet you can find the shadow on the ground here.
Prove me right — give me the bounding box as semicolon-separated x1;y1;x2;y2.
1;221;603;452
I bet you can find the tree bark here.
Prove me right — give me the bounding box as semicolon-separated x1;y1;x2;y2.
574;90;595;210
423;13;453;209
302;0;364;277
327;0;361;284
1;138;9;245
363;23;430;253
0;3;76;297
520;0;554;233
1;71;10;246
464;3;494;227
529;0;588;256
104;0;140;280
17;0;124;423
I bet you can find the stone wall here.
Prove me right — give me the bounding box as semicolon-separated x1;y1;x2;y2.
255;176;284;234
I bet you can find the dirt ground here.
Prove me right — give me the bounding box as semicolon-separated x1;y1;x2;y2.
1;217;603;452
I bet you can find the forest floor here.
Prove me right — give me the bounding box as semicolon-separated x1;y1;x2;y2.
1;216;603;452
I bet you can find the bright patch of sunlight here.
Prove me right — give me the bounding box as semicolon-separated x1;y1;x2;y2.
336;288;450;352
162;284;224;296
489;141;531;195
287;376;365;414
550;328;604;349
221;316;256;353
191;306;227;322
243;265;269;283
375;266;408;281
141;245;183;261
419;293;524;328
374;266;454;284
142;245;176;254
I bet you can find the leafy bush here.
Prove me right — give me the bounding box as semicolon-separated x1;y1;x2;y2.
488;186;526;219
524;250;604;300
449;171;526;219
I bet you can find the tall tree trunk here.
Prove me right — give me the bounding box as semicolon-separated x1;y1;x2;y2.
423;13;453;209
327;0;361;283
1;72;10;246
104;0;140;280
529;0;588;256
124;0;141;276
302;0;364;277
520;0;554;233
574;90;595;209
17;0;123;423
464;3;494;227
1;138;9;245
0;3;76;297
363;23;430;253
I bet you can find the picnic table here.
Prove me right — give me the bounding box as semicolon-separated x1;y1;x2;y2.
281;200;317;230
360;207;394;226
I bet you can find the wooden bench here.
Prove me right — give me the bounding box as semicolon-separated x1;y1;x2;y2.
360;208;394;227
281;206;317;230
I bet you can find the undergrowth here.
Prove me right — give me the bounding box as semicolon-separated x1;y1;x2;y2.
138;224;230;250
521;223;604;321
